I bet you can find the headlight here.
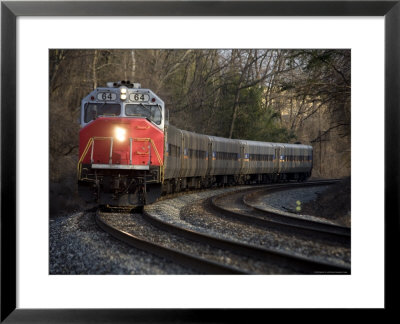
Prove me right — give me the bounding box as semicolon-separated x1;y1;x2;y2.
120;87;127;100
115;127;126;142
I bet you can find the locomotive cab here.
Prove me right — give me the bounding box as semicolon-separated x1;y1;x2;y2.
80;81;165;130
78;81;165;206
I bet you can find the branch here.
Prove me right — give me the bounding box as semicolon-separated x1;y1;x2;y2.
96;62;121;71
310;123;350;143
63;145;79;156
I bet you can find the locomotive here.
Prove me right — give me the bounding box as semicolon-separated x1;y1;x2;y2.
78;81;313;206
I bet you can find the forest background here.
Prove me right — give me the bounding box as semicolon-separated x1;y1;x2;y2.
49;49;350;215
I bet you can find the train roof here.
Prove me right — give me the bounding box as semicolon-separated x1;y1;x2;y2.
167;125;312;149
231;138;312;150
82;83;165;106
207;135;245;144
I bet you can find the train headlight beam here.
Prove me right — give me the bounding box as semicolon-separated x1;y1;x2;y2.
115;127;126;142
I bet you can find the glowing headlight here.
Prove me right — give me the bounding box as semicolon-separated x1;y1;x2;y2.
115;127;126;142
120;87;127;100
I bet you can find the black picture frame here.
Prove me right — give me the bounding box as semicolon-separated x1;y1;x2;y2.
1;0;398;322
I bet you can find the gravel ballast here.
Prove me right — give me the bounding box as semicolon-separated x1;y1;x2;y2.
50;184;350;274
50;211;198;274
145;186;350;267
98;211;291;274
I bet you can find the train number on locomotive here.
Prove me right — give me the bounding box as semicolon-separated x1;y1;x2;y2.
97;92;117;101
129;93;150;102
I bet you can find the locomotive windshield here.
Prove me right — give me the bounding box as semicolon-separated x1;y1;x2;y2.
84;103;121;123
125;104;162;125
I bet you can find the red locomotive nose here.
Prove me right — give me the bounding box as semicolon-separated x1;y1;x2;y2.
79;117;164;167
111;151;123;164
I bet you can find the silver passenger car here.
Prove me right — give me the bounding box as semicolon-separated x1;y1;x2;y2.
244;140;278;176
163;124;313;189
278;143;313;176
163;124;182;180
180;130;209;179
208;136;242;176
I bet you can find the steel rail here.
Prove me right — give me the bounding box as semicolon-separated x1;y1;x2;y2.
156;179;339;203
142;206;350;274
95;209;247;274
243;186;350;234
210;181;350;245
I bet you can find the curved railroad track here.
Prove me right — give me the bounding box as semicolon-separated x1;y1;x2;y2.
210;180;350;246
95;181;350;274
95;207;246;274
142;207;349;274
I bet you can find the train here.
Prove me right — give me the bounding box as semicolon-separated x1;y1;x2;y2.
78;81;313;206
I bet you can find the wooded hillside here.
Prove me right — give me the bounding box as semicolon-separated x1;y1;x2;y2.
49;49;350;214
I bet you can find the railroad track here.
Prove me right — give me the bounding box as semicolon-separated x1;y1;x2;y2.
210;180;350;246
142;207;350;274
95;207;246;274
95;180;350;274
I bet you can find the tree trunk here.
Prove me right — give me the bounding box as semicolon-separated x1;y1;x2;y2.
92;49;98;90
229;88;241;138
131;50;136;80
